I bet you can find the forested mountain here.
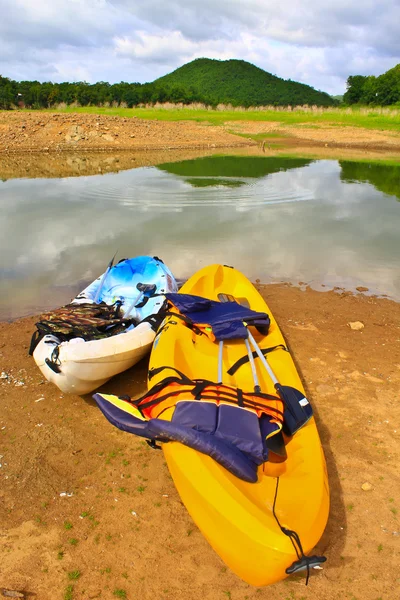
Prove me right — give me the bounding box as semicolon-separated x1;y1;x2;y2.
154;59;335;107
0;58;335;109
343;64;400;105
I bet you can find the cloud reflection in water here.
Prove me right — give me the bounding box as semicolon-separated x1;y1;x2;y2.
0;156;399;318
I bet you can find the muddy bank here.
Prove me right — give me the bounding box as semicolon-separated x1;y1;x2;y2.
0;284;399;600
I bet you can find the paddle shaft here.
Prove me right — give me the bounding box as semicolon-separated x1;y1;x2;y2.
244;337;261;393
246;328;279;386
94;253;117;304
124;291;144;318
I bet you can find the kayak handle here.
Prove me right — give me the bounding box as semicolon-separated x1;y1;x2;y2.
45;358;61;374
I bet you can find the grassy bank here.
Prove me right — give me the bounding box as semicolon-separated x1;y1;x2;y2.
41;105;400;131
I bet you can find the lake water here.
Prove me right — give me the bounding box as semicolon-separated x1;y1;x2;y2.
1;155;400;319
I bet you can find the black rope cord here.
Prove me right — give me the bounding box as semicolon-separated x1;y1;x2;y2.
272;477;311;585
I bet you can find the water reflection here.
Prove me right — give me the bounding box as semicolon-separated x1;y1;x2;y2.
157;156;313;183
0;156;399;319
185;178;245;188
340;161;400;202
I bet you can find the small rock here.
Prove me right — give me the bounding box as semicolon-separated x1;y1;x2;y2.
349;321;364;331
356;286;369;292
1;589;25;598
361;482;373;491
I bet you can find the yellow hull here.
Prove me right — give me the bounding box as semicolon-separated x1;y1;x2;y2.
149;265;329;586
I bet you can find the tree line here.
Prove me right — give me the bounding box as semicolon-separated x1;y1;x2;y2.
343;64;400;105
0;58;335;110
0;75;207;110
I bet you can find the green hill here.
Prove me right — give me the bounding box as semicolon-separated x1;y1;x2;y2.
154;58;335;107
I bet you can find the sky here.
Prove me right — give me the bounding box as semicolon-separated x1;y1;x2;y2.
1;0;400;96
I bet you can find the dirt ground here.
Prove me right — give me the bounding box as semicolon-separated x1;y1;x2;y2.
1;284;399;600
0;111;249;154
1;110;400;156
226;120;400;152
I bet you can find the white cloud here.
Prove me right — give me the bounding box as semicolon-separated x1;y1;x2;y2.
0;0;399;94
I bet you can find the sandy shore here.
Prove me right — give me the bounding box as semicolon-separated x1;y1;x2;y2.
1;284;399;600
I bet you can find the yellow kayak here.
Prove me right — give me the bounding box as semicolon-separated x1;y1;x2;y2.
149;264;329;586
95;264;329;586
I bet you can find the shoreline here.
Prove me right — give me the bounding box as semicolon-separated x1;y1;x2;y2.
1;110;400;157
1;282;399;599
1;280;399;324
1;143;399;183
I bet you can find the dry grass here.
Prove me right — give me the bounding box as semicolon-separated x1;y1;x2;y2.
54;101;400;117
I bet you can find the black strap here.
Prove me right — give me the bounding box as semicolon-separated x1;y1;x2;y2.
237;388;244;407
161;310;203;335
141;311;166;332
146;439;162;450
29;330;44;356
227;344;287;376
191;381;208;400
197;394;283;418
45;358;61;373
148;365;193;384
44;345;62;373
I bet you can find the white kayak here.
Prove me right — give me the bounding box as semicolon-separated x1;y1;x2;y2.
32;256;177;395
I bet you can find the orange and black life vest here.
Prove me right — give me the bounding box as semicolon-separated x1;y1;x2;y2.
131;365;285;424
